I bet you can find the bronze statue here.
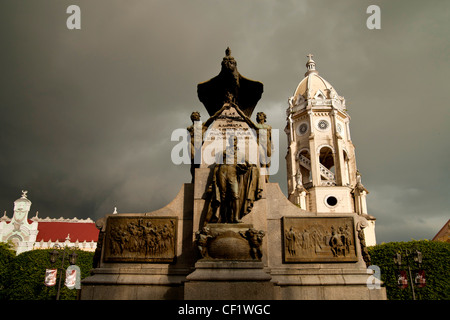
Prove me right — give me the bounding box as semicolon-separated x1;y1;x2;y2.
195;226;213;258
205;135;262;224
197;47;263;118
241;228;265;259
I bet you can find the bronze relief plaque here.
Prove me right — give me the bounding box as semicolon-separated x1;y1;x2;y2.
282;217;357;263
103;216;177;263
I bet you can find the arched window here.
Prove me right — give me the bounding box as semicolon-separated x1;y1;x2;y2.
319;146;335;185
297;149;312;186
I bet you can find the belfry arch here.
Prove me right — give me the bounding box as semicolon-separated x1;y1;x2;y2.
318;146;335;186
296;148;312;186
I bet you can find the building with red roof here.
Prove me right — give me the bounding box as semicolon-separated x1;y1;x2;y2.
0;191;99;255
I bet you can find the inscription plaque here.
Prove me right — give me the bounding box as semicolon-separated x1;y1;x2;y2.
282;217;357;263
103;216;177;263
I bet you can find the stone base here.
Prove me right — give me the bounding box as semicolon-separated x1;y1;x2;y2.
80;266;188;300
271;267;387;300
184;260;278;300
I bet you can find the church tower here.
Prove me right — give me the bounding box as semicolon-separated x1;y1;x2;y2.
285;54;376;245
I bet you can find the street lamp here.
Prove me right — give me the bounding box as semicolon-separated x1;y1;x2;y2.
393;249;425;300
48;244;78;300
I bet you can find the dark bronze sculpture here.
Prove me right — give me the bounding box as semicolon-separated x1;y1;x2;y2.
194;224;265;260
197;47;264;118
283;217;358;262
103;216;177;263
205;135;262;224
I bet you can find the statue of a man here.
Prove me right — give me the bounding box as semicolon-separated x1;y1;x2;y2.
215;135;247;223
204;134;262;224
255;112;272;182
187;111;205;182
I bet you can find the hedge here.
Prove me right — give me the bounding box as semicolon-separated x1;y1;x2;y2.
0;247;94;300
368;240;450;300
0;243;16;299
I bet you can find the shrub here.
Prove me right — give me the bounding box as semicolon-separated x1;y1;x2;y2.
0;242;16;299
368;240;450;300
1;249;94;300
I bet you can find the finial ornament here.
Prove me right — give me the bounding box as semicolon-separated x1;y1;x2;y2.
305;53;318;76
225;47;231;57
21;190;28;199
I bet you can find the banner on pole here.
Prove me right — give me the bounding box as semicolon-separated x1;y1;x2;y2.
65;265;81;289
44;269;57;287
396;270;408;289
415;270;426;288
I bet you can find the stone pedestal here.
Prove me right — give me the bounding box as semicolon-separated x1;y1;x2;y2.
184;260;277;300
271;267;386;300
81;181;386;300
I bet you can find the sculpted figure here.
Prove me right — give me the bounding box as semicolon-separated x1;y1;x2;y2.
187;111;205;182
255;112;272;182
197;47;263;118
195;226;213;258
285;227;297;256
205;135;262;224
241;228;265;259
216;135;247;223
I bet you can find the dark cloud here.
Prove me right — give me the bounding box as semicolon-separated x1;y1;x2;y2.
0;0;449;243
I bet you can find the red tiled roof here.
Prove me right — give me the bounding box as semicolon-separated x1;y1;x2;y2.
36;221;99;242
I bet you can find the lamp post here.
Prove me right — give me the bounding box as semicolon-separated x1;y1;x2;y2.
49;244;78;300
393;249;424;300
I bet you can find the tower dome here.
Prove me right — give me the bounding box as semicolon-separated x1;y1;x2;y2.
290;54;345;111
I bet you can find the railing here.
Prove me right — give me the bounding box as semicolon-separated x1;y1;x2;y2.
298;154;335;186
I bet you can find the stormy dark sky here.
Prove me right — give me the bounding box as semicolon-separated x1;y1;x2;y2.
0;0;449;243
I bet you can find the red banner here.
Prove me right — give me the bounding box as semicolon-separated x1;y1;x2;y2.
396;270;408;289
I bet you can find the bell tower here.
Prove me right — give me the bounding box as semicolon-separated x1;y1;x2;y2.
285;54;376;245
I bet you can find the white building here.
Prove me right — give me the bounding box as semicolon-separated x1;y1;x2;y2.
0;191;99;255
285;54;377;246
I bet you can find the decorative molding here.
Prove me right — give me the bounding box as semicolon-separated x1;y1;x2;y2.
36;217;94;223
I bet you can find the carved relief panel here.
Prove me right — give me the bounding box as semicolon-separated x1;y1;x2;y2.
282;217;357;263
103;216;177;263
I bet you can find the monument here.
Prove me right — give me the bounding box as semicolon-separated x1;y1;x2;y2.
81;49;386;300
